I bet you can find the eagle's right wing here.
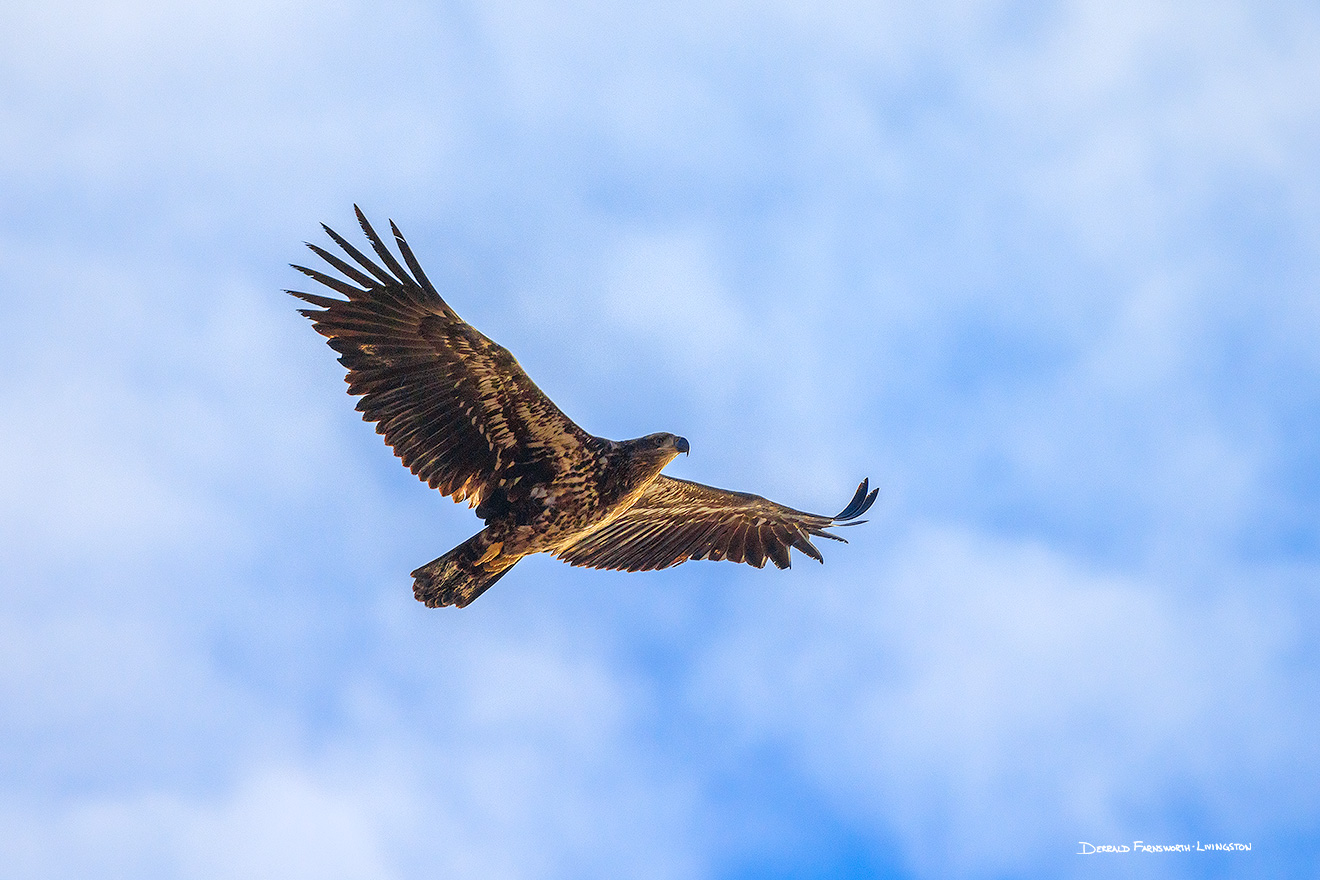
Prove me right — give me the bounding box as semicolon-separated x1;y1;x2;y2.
290;207;597;516
556;476;877;571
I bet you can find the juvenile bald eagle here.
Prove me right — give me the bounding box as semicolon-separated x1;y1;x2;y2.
291;208;877;607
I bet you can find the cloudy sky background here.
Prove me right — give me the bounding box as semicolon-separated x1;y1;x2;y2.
2;0;1318;877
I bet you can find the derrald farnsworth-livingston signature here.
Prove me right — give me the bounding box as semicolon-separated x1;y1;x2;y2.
1078;841;1252;854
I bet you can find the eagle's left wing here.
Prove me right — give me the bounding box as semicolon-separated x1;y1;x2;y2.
556;476;877;571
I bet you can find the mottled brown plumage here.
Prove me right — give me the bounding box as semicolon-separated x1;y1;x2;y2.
291;207;877;607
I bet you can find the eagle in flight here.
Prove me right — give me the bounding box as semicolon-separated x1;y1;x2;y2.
291;208;877;607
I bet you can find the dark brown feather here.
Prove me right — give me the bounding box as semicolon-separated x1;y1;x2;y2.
292;210;600;518
556;476;876;572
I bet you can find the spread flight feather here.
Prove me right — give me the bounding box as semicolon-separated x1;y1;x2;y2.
290;207;877;607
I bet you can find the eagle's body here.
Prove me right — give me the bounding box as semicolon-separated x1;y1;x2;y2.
291;208;876;607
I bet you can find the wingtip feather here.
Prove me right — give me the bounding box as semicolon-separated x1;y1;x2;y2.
288;289;345;308
834;479;879;521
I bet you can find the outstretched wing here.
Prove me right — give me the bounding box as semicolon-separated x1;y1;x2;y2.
290;206;598;516
556;476;878;571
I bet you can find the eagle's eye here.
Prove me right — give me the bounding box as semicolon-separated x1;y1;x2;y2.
654;436;666;447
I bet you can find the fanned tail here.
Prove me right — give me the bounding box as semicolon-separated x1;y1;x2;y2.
411;530;516;608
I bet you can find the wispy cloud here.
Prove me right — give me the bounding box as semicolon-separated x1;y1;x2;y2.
2;0;1318;877
699;525;1318;875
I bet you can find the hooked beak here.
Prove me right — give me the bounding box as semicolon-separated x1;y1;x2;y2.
675;437;690;456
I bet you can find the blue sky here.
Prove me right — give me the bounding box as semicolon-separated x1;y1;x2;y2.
2;0;1318;877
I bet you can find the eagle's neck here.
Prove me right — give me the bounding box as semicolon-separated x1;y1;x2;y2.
596;444;677;517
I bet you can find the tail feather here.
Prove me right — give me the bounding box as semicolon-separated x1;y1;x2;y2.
411;531;516;608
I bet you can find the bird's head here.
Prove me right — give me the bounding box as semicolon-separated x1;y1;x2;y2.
629;432;690;462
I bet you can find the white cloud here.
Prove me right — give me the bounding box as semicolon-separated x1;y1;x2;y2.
600;230;754;387
699;524;1319;876
981;0;1320;259
0;767;396;880
0;621;707;880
